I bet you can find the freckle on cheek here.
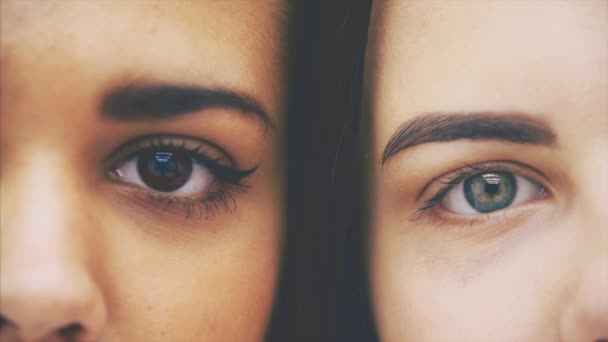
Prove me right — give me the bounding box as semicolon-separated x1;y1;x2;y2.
458;272;475;288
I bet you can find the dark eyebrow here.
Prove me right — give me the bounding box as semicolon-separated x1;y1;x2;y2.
382;112;557;164
101;84;275;132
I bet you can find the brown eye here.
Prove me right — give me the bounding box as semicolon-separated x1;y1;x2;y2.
137;150;193;192
111;148;215;195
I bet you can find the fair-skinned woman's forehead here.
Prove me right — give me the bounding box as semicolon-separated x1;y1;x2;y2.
369;0;606;152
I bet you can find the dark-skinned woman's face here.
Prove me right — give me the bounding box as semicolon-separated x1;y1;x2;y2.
1;1;285;340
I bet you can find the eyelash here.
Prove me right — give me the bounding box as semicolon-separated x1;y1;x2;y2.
414;161;550;220
107;135;255;218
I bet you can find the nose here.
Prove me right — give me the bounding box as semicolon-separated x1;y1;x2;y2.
560;254;608;341
0;153;107;341
0;262;107;341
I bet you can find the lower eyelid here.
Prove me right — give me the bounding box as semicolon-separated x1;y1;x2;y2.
422;201;547;236
106;185;211;224
110;181;244;221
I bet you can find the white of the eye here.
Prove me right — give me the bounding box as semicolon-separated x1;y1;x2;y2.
440;174;542;215
172;162;214;195
114;156;215;195
510;175;542;206
441;180;477;215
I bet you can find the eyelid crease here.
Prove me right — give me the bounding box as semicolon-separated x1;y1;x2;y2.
415;160;549;201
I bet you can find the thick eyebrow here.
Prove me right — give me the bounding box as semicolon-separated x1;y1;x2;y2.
101;84;275;132
382;113;557;164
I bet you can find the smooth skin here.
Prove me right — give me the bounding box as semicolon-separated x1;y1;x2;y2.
367;0;607;341
1;1;285;341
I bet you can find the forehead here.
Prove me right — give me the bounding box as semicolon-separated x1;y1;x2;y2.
0;0;285;112
1;1;285;33
1;1;285;53
367;0;607;141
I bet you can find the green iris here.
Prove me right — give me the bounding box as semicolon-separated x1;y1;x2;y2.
464;171;517;213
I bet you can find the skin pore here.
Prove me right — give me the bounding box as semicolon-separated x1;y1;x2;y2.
0;1;284;341
367;0;607;341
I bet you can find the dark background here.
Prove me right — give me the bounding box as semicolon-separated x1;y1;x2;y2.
266;1;378;341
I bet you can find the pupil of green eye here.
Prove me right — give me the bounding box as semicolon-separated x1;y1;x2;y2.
485;183;499;195
137;150;193;192
464;171;517;213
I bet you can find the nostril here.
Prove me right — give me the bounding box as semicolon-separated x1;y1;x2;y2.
0;315;85;340
57;323;84;339
0;314;17;329
593;339;608;342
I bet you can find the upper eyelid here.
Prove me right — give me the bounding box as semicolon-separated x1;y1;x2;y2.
103;134;234;169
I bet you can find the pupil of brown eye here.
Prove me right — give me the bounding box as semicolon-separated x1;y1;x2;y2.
137;150;193;192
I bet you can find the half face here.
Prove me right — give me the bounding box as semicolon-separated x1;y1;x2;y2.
367;0;607;340
0;1;285;341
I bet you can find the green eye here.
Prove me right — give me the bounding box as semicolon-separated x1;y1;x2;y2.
440;170;546;215
464;172;517;213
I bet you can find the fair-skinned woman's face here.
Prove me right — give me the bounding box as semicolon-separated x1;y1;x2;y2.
0;1;284;341
367;0;607;340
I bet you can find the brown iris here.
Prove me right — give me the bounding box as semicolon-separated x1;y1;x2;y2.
136;150;193;192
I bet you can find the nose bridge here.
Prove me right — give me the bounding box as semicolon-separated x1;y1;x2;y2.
577;138;608;228
0;149;107;341
581;255;608;325
560;251;608;340
578;139;608;263
559;140;608;340
2;148;85;253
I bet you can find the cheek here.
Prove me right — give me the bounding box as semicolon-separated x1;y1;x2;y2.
371;215;576;341
97;205;280;341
